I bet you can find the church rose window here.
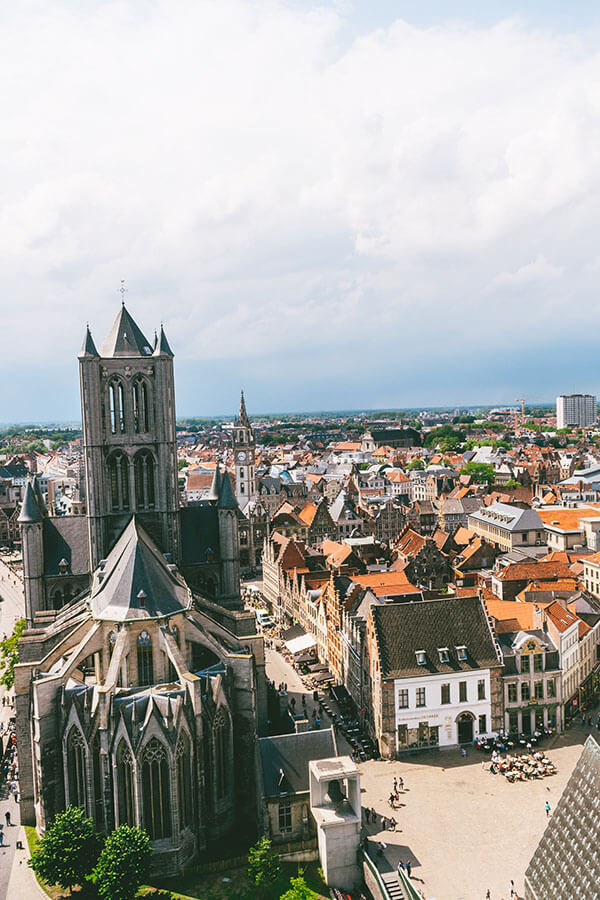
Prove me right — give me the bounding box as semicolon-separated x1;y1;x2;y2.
117;741;135;826
142;739;172;840
67;726;87;811
176;732;193;829
137;630;154;684
134;451;155;510
109;452;130;511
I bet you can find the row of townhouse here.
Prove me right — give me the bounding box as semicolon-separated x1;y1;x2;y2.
263;535;600;758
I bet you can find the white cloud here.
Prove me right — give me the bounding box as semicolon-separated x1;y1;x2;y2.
490;255;564;289
1;3;600;413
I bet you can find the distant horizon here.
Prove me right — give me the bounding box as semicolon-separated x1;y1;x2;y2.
0;401;559;432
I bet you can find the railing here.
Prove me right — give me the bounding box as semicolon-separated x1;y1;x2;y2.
361;849;424;900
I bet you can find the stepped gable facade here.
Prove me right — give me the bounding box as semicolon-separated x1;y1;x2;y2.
15;305;265;874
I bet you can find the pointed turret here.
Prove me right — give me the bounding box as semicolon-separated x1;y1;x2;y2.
99;305;154;358
237;390;250;427
217;470;238;509
78;325;99;359
153;324;174;357
207;466;222;503
18;478;43;523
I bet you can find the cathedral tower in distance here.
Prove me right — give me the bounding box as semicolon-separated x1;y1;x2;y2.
232;391;257;508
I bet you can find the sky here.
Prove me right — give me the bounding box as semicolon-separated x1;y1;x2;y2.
4;1;600;421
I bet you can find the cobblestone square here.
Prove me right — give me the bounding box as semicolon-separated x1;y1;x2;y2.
357;729;592;900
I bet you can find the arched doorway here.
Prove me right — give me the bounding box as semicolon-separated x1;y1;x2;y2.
457;713;474;744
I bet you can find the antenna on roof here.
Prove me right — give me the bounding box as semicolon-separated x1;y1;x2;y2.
119;279;127;307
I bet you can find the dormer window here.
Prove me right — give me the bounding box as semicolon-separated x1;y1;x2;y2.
415;650;427;666
438;647;449;663
456;645;467;661
58;558;68;575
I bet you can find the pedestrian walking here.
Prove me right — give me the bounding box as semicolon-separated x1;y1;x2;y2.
5;811;10;826
510;879;516;897
365;807;370;823
0;829;3;846
398;776;404;790
486;891;490;899
393;777;397;791
389;792;396;807
544;801;551;817
377;840;386;859
406;861;411;877
371;807;377;824
397;860;404;874
389;817;397;832
381;816;387;830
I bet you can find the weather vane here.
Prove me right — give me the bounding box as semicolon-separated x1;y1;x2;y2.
119;279;127;306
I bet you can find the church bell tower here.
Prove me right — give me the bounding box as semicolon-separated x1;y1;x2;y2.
78;304;180;569
232;391;257;508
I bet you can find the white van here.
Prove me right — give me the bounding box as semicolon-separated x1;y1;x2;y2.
255;609;274;630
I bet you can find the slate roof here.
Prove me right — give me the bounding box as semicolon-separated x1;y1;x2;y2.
90;517;191;621
43;516;89;575
99;305;154;358
371;594;501;678
469;502;543;532
179;506;220;566
78;325;99;358
153;325;174;357
259;728;337;797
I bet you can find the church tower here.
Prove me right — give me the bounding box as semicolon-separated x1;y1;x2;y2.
79;306;180;569
232;391;257;508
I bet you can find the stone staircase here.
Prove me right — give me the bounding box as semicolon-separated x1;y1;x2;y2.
380;871;406;900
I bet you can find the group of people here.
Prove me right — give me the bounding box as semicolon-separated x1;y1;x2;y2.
487;748;556;782
364;806;398;831
388;774;404;808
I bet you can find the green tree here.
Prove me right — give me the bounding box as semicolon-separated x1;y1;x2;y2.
177;459;188;470
92;825;152;900
247;836;280;891
0;618;26;689
280;873;320;900
406;458;424;470
423;426;466;451
29;805;101;891
460;462;496;485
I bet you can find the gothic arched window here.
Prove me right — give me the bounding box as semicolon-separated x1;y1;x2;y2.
67;726;87;810
92;732;104;828
213;712;229;800
134;451;155;511
109;452;130;511
137;631;153;685
176;731;192;830
117;741;135;826
52;587;64;609
132;378;150;434
142;739;172;840
108;379;126;435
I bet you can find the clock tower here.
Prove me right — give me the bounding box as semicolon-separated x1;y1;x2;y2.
233;391;257;507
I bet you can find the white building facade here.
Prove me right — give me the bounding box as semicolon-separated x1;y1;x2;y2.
556;394;597;430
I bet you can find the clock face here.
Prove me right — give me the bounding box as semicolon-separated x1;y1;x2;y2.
237;451;247;462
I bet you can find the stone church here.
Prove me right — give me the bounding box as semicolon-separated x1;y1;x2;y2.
15;305;267;874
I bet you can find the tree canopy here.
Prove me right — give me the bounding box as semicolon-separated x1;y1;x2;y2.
29;805;101;890
92;825;152;900
247;836;280;891
0;618;26;689
280;873;320;900
460;462;496;485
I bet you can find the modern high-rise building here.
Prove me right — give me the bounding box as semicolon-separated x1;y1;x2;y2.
556;393;597;429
